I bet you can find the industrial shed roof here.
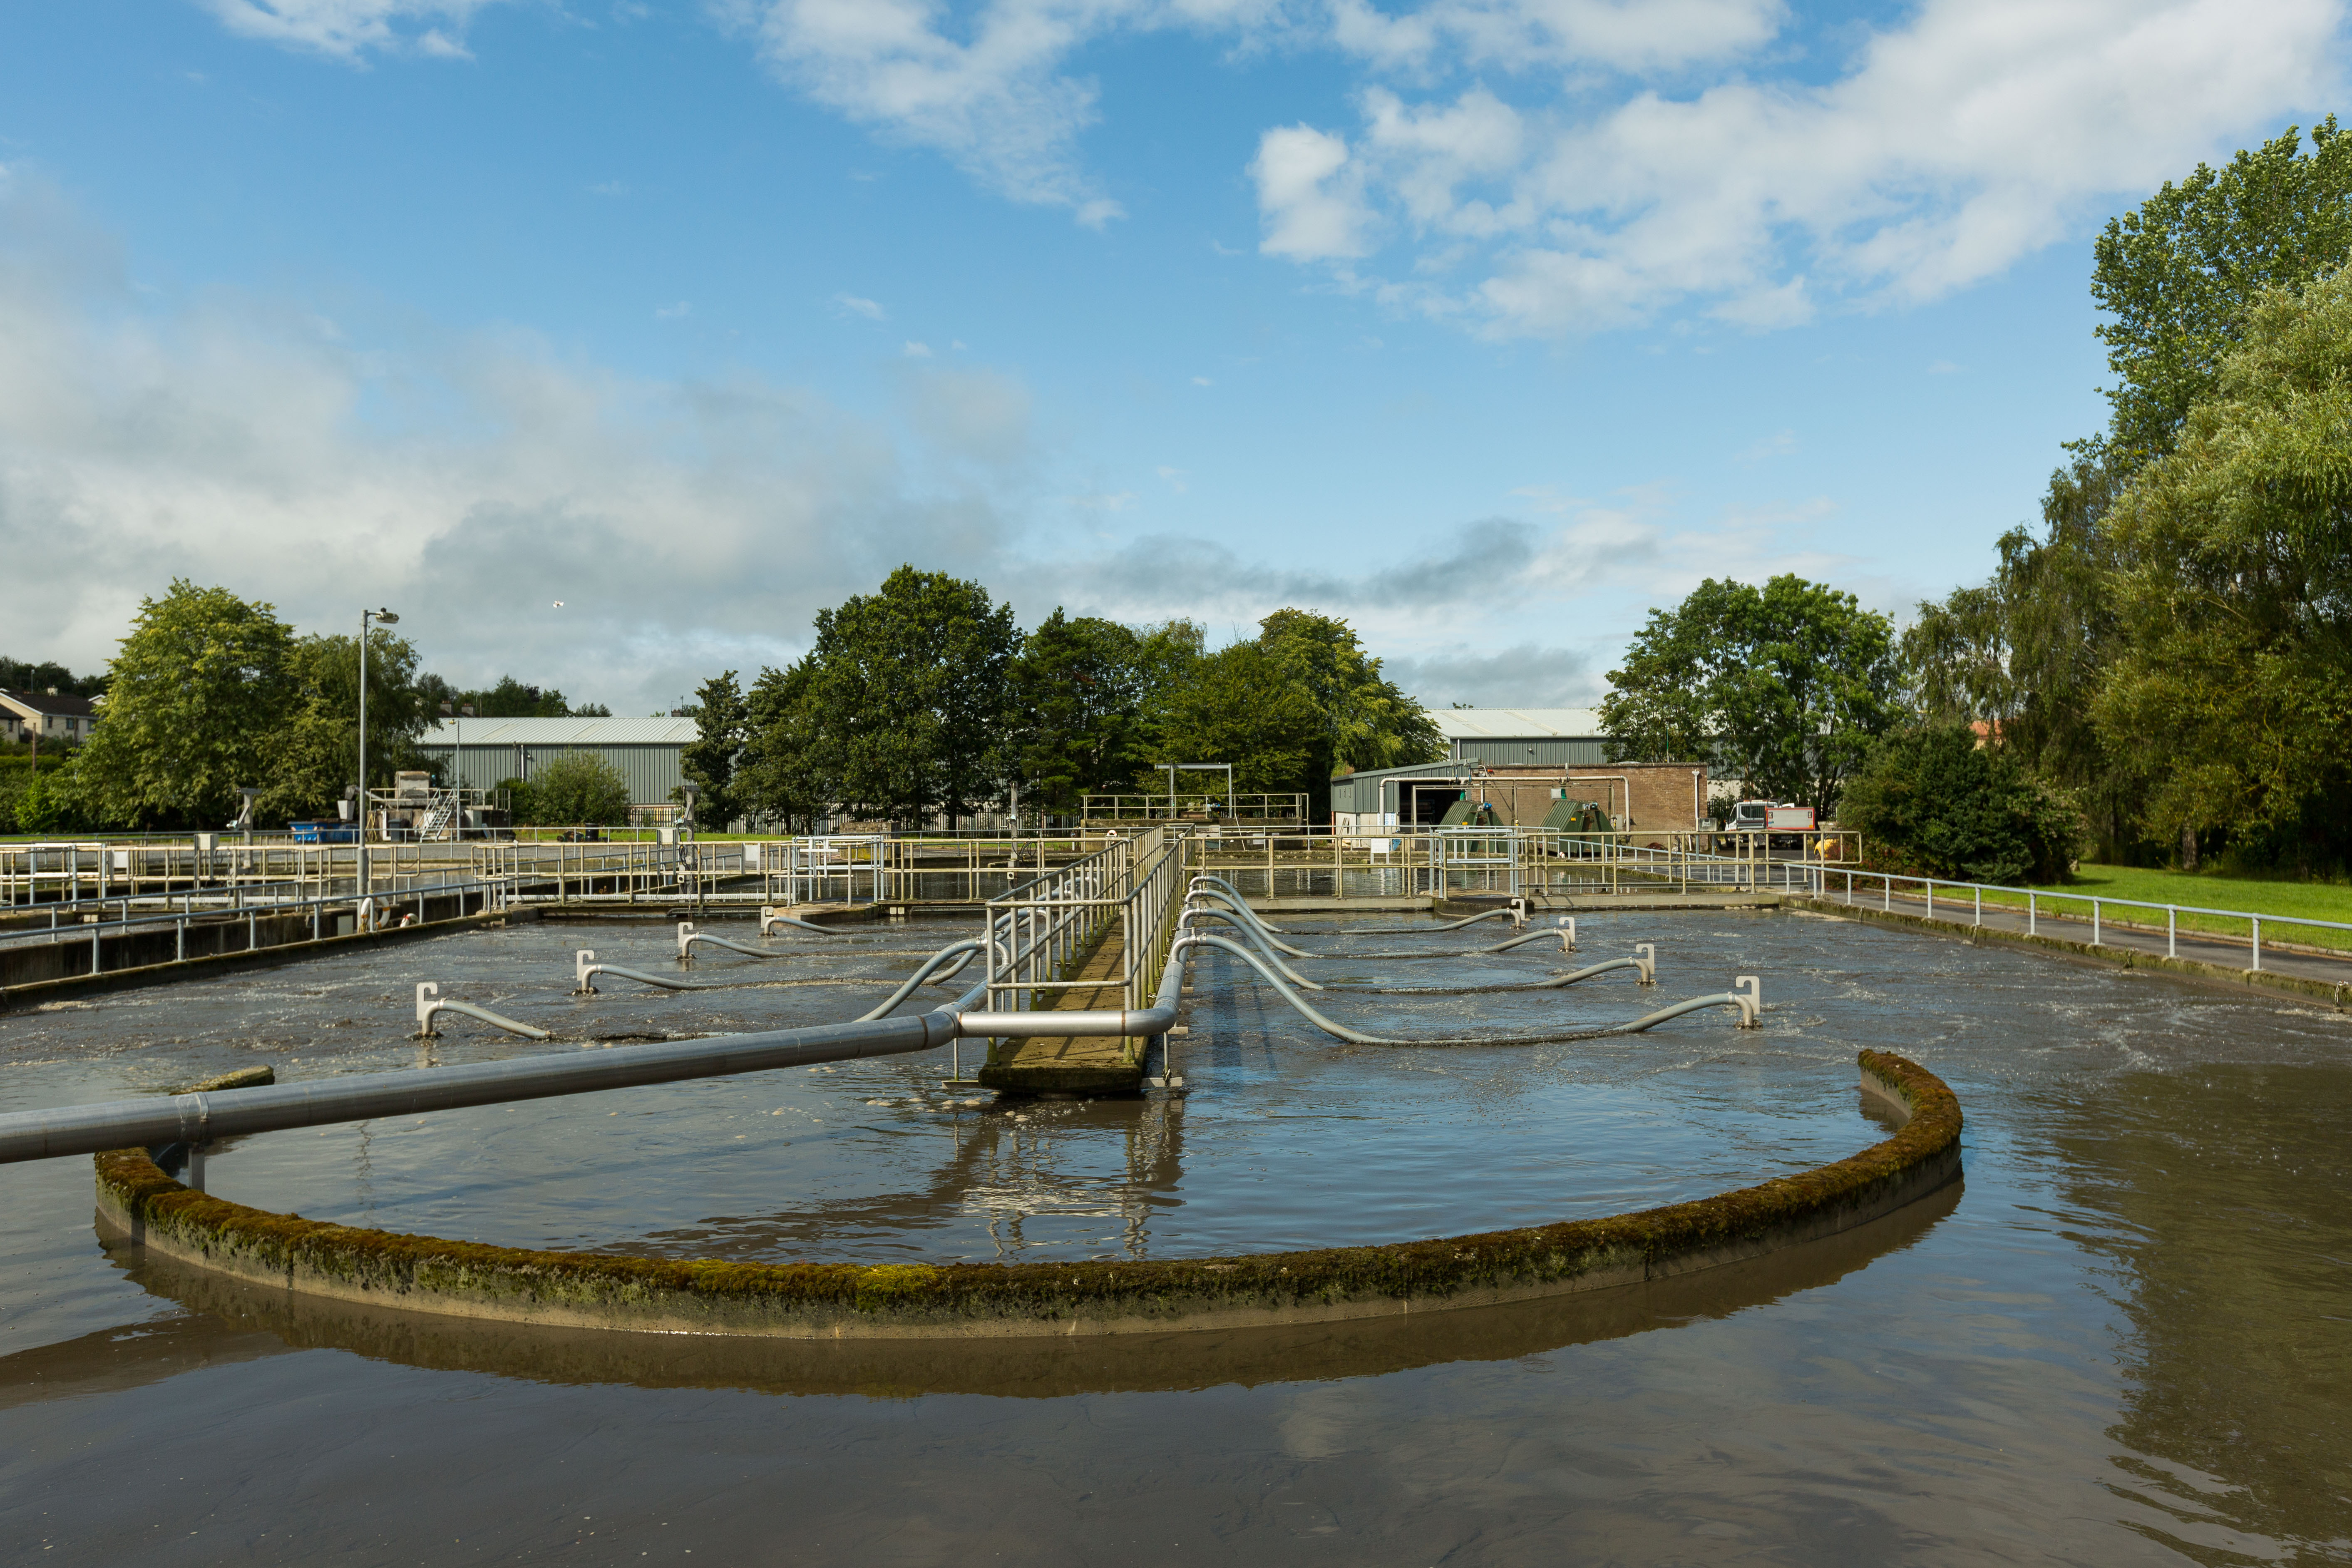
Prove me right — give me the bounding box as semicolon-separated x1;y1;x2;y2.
420;717;700;745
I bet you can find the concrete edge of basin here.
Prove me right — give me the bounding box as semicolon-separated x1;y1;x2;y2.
90;1051;1961;1341
1785;896;2352;1011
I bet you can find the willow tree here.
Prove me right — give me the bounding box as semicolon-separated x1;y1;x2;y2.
2092;264;2352;867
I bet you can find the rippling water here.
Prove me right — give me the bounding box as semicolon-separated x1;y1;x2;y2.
2;907;2347;1564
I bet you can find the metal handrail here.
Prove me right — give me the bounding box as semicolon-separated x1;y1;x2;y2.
1826;865;2352;971
0;876;514;954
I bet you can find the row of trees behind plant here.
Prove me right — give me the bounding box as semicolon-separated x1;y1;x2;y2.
1;584;616;833
1602;121;2352;884
678;567;1444;832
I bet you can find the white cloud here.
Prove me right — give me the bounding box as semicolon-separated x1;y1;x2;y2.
201;0;502;59
1327;0;1784;75
655;300;692;319
708;0;2345;338
1252;124;1375;260
726;0;1141;222
902;339;933;356
1321;0;2351;333
832;292;887;318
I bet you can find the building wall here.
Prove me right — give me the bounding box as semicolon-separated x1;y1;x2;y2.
1334;761;1708;835
1449;737;1610;766
417;741;685;807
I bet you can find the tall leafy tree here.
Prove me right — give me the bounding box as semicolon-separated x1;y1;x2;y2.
678;670;749;830
1602;574;1900;813
2091;263;2352;867
2093;118;2352;468
1256;609;1444;778
738;660;828;833
1149;642;1323;800
260;630;435;823
1903;453;2131;845
1008;610;1146;816
73;581;297;829
800;567;1020;828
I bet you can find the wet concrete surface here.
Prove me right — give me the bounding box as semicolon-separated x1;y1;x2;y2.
2;910;2349;1564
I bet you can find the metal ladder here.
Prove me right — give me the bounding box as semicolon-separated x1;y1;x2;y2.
416;794;457;841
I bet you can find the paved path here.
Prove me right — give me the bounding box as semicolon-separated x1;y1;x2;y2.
1808;885;2352;989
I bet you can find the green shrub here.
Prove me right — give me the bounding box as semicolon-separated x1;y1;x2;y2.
494;776;538;827
523;753;632;826
1840;723;2087;885
12;770;85;835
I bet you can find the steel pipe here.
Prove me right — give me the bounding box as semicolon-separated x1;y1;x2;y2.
413;982;551;1040
678;921;794;962
0;984;987;1165
759;907;847;939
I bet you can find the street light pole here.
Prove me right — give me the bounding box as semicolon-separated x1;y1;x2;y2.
359;607;399;899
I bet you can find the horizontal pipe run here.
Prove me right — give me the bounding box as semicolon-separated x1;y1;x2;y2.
954;1009;1176;1038
0;991;984;1165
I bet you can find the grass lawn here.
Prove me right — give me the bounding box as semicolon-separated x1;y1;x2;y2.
1966;863;2352;950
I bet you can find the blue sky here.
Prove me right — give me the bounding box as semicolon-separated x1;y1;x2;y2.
2;0;2345;714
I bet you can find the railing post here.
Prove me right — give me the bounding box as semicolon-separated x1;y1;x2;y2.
1974;886;1981;927
2252;917;2261;970
2167;907;2176;958
2028;892;2036;937
2091;899;2100;946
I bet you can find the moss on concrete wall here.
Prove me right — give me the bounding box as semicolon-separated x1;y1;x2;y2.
95;1049;1961;1340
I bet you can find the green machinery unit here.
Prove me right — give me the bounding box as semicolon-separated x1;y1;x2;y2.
1540;797;1609;832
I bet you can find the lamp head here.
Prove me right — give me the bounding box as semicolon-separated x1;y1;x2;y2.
375;608;400;624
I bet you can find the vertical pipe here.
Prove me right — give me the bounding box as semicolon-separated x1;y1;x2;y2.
1974;886;1982;927
2028;892;2036;937
2252;917;2261;970
2168;907;2176;958
2092;899;2100;946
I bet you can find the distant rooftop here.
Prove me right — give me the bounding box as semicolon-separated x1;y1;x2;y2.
1426;708;1603;739
0;688;101;718
421;717;700;745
